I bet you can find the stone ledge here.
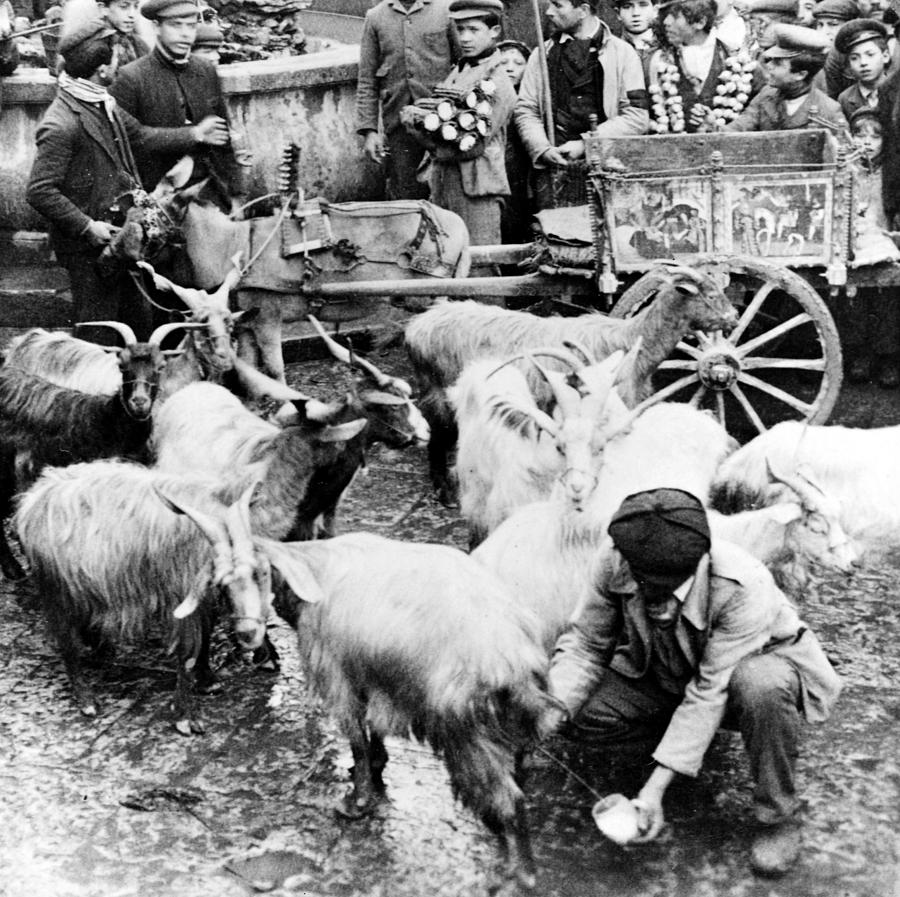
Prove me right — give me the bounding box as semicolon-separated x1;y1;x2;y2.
1;68;56;105
218;44;359;95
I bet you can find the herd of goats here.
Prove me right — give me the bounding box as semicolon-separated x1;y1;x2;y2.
3;257;893;894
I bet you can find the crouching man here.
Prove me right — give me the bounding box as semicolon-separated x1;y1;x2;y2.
542;488;842;876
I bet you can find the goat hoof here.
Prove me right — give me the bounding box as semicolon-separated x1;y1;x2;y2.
335;791;377;820
174;717;205;736
435;487;459;509
79;702;99;718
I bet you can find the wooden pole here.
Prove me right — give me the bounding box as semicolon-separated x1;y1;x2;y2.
530;0;555;146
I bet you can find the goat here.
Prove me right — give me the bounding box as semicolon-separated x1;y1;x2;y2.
0;320;200;581
404;265;738;503
708;463;858;592
709;419;900;557
451;346;637;548
153;321;427;541
260;533;557;895
13;474;307;734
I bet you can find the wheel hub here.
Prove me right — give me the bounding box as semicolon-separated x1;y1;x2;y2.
697;350;741;391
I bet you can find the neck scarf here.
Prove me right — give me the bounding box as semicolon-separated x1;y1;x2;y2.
778;80;812;101
58;71;117;122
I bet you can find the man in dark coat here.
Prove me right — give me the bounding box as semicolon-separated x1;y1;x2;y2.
109;0;235;195
877;51;900;225
26;17;214;339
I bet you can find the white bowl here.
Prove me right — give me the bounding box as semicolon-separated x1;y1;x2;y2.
592;793;642;846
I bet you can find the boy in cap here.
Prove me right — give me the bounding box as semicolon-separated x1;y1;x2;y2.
725;23;847;128
614;0;659;83
356;0;456;201
541;487;842;877
834;17;891;115
811;0;860;45
514;0;648;208
109;0;237;197
26;17;203;338
96;0;149;66
192;20;224;64
413;0;516;247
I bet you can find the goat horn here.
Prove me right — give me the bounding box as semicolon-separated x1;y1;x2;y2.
230;355;315;404
765;458;823;510
148;321;206;347
561;339;597;366
217;253;244;296
529;354;580;417
486;392;559;438
225;479;260;557
154;484;228;547
75;320;137;346
307;315;411;396
486;347;582;379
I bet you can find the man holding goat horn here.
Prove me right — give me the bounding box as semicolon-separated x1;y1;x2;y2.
541;488;842;877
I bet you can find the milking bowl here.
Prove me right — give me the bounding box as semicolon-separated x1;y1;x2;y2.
592;794;644;846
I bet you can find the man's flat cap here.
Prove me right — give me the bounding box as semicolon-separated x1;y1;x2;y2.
448;0;505;20
811;0;861;20
740;0;798;16
194;21;223;48
763;22;830;56
141;0;201;21
608;488;711;587
834;17;888;53
58;16;115;58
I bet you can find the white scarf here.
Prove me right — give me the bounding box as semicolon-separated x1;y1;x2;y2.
58;71;118;122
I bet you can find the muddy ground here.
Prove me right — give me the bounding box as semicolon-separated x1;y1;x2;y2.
1;343;898;897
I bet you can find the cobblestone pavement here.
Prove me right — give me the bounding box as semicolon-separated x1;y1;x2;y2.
1;347;898;897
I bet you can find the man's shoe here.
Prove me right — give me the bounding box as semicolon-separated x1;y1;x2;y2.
848;357;872;383
878;357;900;389
750;820;802;877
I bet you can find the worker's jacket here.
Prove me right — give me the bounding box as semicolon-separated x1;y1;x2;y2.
726;85;847;134
549;540;842;777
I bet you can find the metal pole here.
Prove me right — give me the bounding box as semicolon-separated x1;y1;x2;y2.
530;0;555;147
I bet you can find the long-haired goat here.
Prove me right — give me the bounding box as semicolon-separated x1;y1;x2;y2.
405;265;738;502
709;419;900;557
261;533;558;895
13;473;311;734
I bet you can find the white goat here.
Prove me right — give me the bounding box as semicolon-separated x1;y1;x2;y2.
709;419;900;556
261;533;555;895
14;471;296;734
405;266;738;502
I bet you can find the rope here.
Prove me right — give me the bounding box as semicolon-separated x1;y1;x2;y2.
534;744;605;802
129;269;184;316
240;196;292;279
230;193;281;219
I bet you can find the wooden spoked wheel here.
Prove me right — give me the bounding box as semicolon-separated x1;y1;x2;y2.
609;258;843;440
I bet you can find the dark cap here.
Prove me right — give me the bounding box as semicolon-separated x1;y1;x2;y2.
58;16;115;59
194;21;223;48
763;23;830;56
811;0;861;20
848;105;882;130
497;38;531;57
834;16;888;53
740;0;798;15
608;488;711;587
449;0;505;20
141;0;201;21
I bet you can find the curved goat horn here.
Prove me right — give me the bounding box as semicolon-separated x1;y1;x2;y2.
148;321;206;347
225;478;260;557
230;355;315;404
486;347;582;379
529;354;580;417
486;391;559;438
76;320;138;347
562;339;597;366
307;315;411;396
765;458;823;509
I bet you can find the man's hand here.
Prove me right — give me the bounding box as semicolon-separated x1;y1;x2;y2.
631;763;675;843
689;103;716;132
558;139;586;161
540;146;569;167
363;130;386;163
193;115;230;147
84;220;118;247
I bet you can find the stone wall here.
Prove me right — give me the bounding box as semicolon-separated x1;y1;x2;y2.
0;41;384;235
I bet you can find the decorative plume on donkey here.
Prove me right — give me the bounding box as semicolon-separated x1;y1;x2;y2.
14;473;302;734
263;532;560;894
405;264;738;502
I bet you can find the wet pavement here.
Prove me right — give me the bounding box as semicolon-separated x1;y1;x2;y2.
1;345;899;897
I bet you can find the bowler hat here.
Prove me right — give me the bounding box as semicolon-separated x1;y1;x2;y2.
449;0;505;20
141;0;201;21
811;0;860;20
607;488;711;587
194;21;223;48
58;15;115;59
763;22;830;56
833;17;888;53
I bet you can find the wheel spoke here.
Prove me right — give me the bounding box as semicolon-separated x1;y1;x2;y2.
734;312;813;357
674;340;703;359
688;384;707;407
741;356;827;371
737;372;814;414
658;359;701;371
728;281;776;344
715;390;726;425
647;372;700;403
729;383;767;434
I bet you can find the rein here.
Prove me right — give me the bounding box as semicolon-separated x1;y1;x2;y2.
238;195;293;279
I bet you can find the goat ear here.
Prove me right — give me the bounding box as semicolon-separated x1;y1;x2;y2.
318;418;368;443
232;307;260;324
173;563;211;619
674;279;699;296
259;539;326;604
152;156;194;198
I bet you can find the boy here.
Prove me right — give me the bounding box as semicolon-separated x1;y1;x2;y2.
616;0;659;83
418;0;516;246
726;23;847;129
811;0;860;48
835;18;891;116
497;38;532;242
356;0;456;200
97;0;148;65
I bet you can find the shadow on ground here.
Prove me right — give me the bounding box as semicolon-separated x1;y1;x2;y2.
0;350;898;897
